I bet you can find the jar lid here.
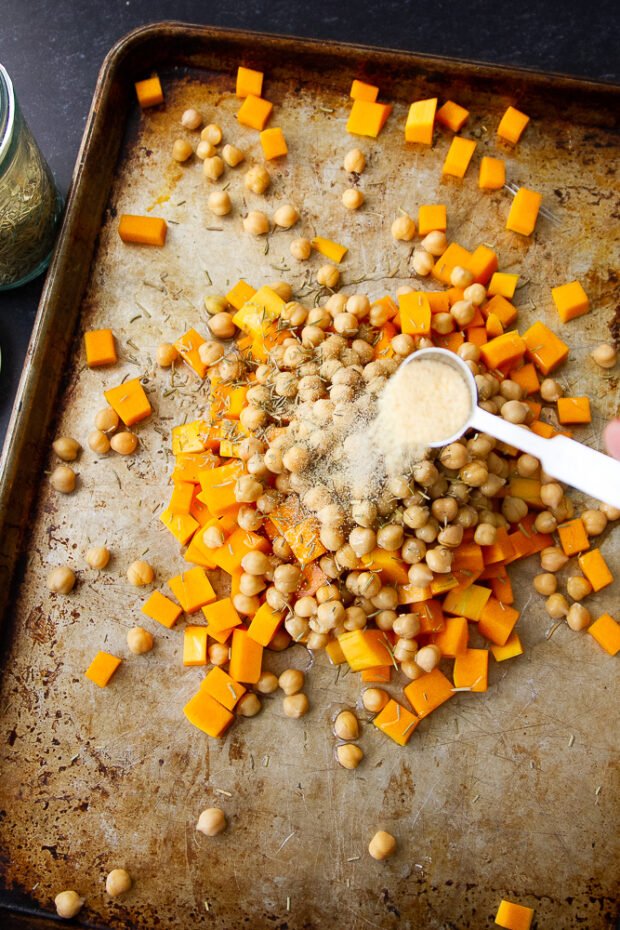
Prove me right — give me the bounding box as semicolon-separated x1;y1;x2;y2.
0;64;16;168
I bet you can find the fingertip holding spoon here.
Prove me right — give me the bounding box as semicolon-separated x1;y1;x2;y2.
401;347;620;509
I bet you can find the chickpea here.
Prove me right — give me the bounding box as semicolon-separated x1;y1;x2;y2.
581;509;607;536
566;603;591;631
412;249;434;275
94;407;119;432
599;502;620;521
337;744;364;769
207;311;236;339
415;644;442;673
88;429;110;454
244;165;270;193
320;526;345;551
590;343;617;368
351;500;377;528
111;431;138;455
55;890;85;919
203;155;224;180
421;230;447;255
203;525;225;549
202;123;223;145
368;830;396;860
502;496;528;524
377;524;404;551
50;464;76;493
47;564;75;595
239;573;266;597
463;283;486;305
274;563;301;594
390;212;416;241
540;378;563;402
127;561;154;586
393;614;420;639
407;563;433;587
402;538;427;564
450;299;475;327
343;148;365;172
425;546;453;574
516;453;539;477
222;143;244;167
207;190;232;216
346;527;374;558
237;693;261;716
317;265;340;288
460;461;488;487
196;808;227;836
243;210;269;235
546;593;569;619
287;237;312;261
362;688;389;713
172;138;193;162
501;400;529;424
342;188;364;209
196;140;216;159
156;342;179;367
282;445;310;473
240;550;269;576
209;643;229;666
334;710;359;740
273;203;299;228
540;482;563;510
566;575;592;600
357;572;382;598
86;546;110;570
53;436;80;462
126;626;154;654
540;546;569;572
181;107;202;130
533;573;557;596
233;593;261;616
283;692;309;718
255;671;279;694
534;510;557;534
105;869;132;897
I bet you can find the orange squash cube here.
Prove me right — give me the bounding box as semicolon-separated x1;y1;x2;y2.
430;615;469;657
201;666;246;709
118;214;167;246
202;597;242;636
468;244;498;285
237;94;273;130
350;79;379;102
184;688;234;738
490;631;523;662
495;899;534;930
404;668;454;718
443;584;491;622
557;518;590;556
509;362;540;396
487;273;519;300
84;328;116;367
442;136;477;178
522;320;569;375
373;699;419;745
418;204;447;235
167;567;217;613
159;509;199;546
506;187;542;236
337;629;392;671
480;331;526;372
453;648;489;692
226;279;256;310
104;377;152;426
260;127;288;159
557;396;591;425
587;613;620;656
551;280;589;322
236;66;263;99
229;628;263;683
311;237;348;263
183;626;208;666
135;76;164;108
85;651;121;688
247;602;284;647
325;639;347;665
347;99;392;137
432;242;473;285
478;598;520;646
436;100;469;132
405;98;437;144
175;328;208;378
578;548;613;592
361;665;391;682
497;106;530;145
479;156;505;190
399;292;431;335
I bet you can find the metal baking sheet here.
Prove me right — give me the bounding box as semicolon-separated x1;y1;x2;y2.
0;22;618;930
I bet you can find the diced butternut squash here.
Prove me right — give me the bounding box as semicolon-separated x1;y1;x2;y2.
557;518;590;556
578;548;613;592
430;615;469;657
135;76;164;108
485;313;503;338
432;242;473;285
232;285;285;337
557;396;591;424
479;156;505;190
85;651;122;688
247;603;284;647
226;279;256;310
169;481;194;515
551;280;589;322
453;648;488;692
237;94;273;130
370;295;398;321
443;584;491;621
477;598;519;646
337;629;393;671
360;548;410;586
372;322;397;360
404;668;454;718
183;626;208;666
172;451;220;484
405;98;437;144
84;328;116;367
483;526;516;562
311;237;348;263
260;127;288;159
490;631;523;662
175;328;208;378
361;665;391;683
489;572;514;605
229;627;263;683
202;597;242;636
198;461;246;514
104;377;151;426
118;214;167;246
210;527;269;575
522;320;569;375
159;508;199;546
184;688;234;738
168;567;216;613
270;499;326;565
350;79;379;102
373;699;419;745
480;331;526;372
510;362;540;396
494;898;534;930
442;136;477;178
587;613;620;656
497;106;530;145
506;187;542;236
201;666;246;709
487;273;518;300
236;66;263;99
418;204;447;235
436;100;469;132
410;599;445;633
347;99;392;137
171;419;210;455
468;245;498;286
325;639;347;665
399;291;431;335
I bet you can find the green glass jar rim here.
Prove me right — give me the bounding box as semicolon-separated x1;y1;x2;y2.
0;64;16;168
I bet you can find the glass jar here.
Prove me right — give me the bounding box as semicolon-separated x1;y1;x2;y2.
0;64;63;290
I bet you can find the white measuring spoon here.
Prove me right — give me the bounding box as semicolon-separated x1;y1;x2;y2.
402;347;620;509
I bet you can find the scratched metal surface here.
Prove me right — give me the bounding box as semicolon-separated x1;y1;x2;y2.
0;28;619;930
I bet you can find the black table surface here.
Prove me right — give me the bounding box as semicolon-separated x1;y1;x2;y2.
1;0;619;449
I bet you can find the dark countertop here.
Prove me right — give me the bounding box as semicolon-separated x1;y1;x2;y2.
1;0;618;447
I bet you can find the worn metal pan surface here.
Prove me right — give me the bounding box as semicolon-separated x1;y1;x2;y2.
0;22;618;930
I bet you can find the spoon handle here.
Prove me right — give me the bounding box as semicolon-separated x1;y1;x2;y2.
470;406;620;508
